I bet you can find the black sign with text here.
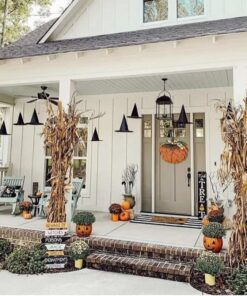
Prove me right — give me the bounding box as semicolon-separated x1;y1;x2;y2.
198;171;207;220
41;236;70;244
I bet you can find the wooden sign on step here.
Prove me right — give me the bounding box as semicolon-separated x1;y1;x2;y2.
45;263;65;269
46;222;68;229
45;244;66;251
47;250;64;257
45;229;68;236
42;236;70;244
44;256;68;265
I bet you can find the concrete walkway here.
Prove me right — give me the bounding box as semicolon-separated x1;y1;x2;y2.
0;269;202;295
0;207;230;249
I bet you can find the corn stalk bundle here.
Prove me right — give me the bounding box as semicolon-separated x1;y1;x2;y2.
217;100;247;267
43;100;81;223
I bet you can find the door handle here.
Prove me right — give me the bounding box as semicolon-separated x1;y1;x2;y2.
187;168;191;187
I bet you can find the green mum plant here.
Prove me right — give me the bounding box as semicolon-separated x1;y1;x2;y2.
109;203;122;214
202;222;226;238
227;265;247;295
0;239;12;262
6;244;46;274
69;240;90;260
72;212;96;225
196;252;224;276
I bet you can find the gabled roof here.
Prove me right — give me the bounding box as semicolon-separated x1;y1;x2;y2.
1;16;247;60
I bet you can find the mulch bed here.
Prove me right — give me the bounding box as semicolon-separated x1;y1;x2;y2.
190;268;233;295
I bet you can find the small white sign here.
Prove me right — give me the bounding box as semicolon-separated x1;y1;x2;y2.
45;263;65;269
45;229;67;236
45;244;66;251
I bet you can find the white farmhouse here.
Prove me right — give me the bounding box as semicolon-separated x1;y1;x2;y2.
0;0;246;219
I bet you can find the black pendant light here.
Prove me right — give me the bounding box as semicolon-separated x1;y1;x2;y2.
91;128;102;142
26;109;43;125
0;121;11;136
156;78;173;120
176;105;192;126
128;104;142;119
115;115;133;133
14;112;25;126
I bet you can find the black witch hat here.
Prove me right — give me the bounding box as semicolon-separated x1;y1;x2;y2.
176;105;192;125
0;121;11;135
26;109;43;125
128;104;142;119
91;128;102;142
14;112;25;126
115;115;133;133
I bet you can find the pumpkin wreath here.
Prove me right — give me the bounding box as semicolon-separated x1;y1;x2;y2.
160;141;188;164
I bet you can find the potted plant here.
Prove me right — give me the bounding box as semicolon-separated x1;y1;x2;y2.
122;164;138;208
72;212;96;237
109;203;122;221
69;240;89;269
196;252;224;286
19;201;33;219
202;222;226;253
208;209;225;223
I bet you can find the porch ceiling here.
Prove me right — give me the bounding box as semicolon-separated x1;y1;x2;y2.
75;69;233;95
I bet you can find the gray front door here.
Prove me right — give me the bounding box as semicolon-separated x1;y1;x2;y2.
155;115;191;215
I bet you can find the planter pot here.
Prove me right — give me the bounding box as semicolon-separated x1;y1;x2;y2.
74;259;83;269
123;195;135;208
203;236;223;253
76;224;92;237
205;273;216;286
22;211;32;219
111;214;119;222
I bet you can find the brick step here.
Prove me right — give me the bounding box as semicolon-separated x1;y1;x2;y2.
82;237;229;264
86;252;192;282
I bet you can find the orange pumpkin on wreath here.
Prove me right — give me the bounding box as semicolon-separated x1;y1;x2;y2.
160;141;188;164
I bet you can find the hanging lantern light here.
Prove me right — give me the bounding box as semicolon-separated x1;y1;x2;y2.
115;115;133;133
91;128;102;142
128;104;142;119
0;121;11;136
13;112;25;126
155;78;173;121
26;109;43;125
176;105;192;127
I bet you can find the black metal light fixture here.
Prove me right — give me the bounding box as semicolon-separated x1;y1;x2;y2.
176;105;192;127
115;115;133;133
26;108;43;125
13;112;25;126
0;121;11;136
128;104;142;119
91;128;102;142
156;78;173;120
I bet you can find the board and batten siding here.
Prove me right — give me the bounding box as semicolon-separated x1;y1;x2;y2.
51;0;247;41
10;87;233;215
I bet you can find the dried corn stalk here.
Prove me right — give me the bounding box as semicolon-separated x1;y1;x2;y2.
217;99;247;267
43;100;81;223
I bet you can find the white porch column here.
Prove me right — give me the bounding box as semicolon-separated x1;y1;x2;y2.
59;79;76;230
233;64;247;105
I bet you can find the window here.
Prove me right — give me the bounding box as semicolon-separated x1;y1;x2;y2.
143;0;168;23
45;117;88;188
177;0;204;18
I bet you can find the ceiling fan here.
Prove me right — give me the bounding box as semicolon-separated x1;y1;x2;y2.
26;86;59;106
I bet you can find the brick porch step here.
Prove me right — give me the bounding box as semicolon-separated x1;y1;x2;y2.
86;252;192;282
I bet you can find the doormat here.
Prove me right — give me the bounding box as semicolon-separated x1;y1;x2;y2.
131;214;202;229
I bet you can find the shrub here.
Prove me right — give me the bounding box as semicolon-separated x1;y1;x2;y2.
227;265;247;295
208;210;225;223
69;240;89;260
6;244;46;274
109;203;122;214
0;239;12;262
72;212;96;225
202;222;226;238
196;252;224;276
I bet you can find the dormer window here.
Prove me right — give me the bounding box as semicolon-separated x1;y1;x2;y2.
143;0;168;23
177;0;204;18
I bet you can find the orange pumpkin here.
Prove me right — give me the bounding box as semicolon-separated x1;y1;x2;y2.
76;224;92;237
111;214;119;222
121;200;131;210
120;211;130;221
202;216;209;226
160;142;188;164
203;236;223;253
23;211;32;219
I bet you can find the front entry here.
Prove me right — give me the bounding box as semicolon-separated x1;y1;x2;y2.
155;115;191;215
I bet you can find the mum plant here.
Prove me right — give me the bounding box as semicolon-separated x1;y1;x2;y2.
69;240;90;260
109;203;122;215
202;222;226;238
72;212;96;225
19;201;33;212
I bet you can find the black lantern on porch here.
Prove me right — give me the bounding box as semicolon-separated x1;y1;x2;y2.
155;78;173;121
